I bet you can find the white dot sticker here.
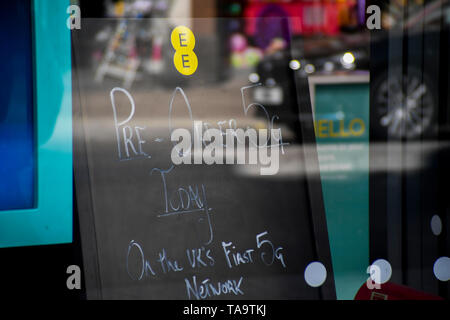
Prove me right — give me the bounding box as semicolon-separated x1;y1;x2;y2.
433;257;450;281
370;259;392;284
304;262;327;287
430;215;442;236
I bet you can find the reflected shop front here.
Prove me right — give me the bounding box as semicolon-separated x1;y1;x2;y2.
0;0;449;302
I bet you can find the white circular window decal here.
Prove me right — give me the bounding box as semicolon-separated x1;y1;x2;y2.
304;262;327;287
370;259;392;284
430;215;442;236
433;257;450;282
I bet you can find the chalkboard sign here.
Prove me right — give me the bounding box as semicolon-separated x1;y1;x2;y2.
73;18;335;300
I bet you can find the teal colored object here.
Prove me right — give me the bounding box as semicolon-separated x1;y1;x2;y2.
313;81;370;300
0;0;72;248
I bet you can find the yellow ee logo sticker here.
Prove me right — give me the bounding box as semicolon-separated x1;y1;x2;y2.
171;26;198;76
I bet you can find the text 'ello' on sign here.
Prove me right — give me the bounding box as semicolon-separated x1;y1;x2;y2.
171;26;198;76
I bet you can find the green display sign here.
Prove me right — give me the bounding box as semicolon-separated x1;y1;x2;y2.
311;76;370;300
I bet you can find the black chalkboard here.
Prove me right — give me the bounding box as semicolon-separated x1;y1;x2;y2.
73;18;335;300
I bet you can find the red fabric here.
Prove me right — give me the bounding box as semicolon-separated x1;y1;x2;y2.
354;281;443;300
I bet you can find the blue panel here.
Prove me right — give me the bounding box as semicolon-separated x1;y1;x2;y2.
0;1;35;210
0;0;73;248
